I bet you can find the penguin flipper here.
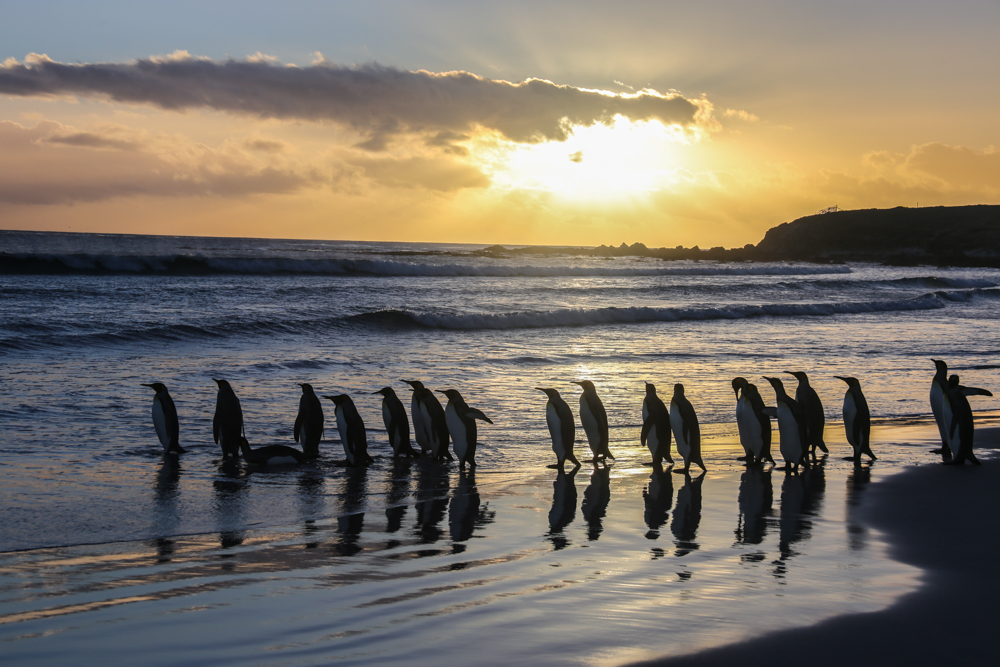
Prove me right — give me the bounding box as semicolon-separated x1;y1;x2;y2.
294;413;302;443
464;408;493;424
762;407;778;418
816;440;829;453
640;416;652;446
862;446;877;461
960;387;993;397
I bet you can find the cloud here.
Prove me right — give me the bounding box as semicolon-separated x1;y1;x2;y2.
0;120;316;205
569;151;583;163
722;108;759;122
0;53;708;150
902;143;1000;190
348;154;490;192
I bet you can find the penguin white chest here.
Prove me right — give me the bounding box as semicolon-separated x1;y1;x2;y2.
775;402;802;463
842;392;858;447
735;395;752;452
579;400;600;449
335;406;352;461
445;403;468;458
151;396;169;450
546;403;565;458
382;403;397;447
670;402;690;461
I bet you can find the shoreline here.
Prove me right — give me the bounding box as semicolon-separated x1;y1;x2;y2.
632;426;1000;667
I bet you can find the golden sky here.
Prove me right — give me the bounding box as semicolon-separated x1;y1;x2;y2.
1;1;998;247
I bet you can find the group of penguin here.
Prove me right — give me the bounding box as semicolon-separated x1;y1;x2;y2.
142;359;992;472
143;379;493;468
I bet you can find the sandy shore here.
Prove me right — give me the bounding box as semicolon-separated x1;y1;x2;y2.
633;426;1000;667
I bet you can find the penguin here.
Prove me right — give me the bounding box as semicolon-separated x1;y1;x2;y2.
537;387;581;470
438;389;493;469
835;376;876;462
212;379;244;459
669;383;705;474
403;379;432;455
762;377;807;471
573;380;614;464
238;437;306;466
142;383;185;454
944;375;993;466
404;380;452;461
732;377;754;462
293;383;324;458
929;359;954;457
744;383;776;465
641;382;673;467
323;394;374;466
786;371;828;454
374;387;419;458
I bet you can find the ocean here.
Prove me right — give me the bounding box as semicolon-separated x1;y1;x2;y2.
1;230;998;664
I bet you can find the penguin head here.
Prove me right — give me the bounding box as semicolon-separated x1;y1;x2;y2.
438;389;463;402
763;376;784;392
298;383;315;394
786;371;809;383
402;380;424;391
948;374;960;389
644;382;656;394
835;376;860;388
536;387;559;399
746;382;760;396
323;394;349;405
573;380;596;392
673;383;685;396
373;386;396;397
932;359;948;374
213;378;232;390
142;382;168;393
731;377;748;397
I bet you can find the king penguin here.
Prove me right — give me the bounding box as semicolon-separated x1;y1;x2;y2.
404;380;452;461
929;359;954;457
238;436;305;466
763;377;807;471
438;389;493;469
669;383;705;474
323;394;374;466
212;379;244;459
142;383;185;454
945;375;993;466
537;388;581;470
835;376;876;462
374;387;419;458
732;377;754;462
403;379;432;455
787;371;828;455
744;382;776;465
573;380;614;464
641;382;673;467
293;383;324;458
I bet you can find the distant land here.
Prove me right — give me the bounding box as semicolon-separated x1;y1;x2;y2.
482;205;1000;267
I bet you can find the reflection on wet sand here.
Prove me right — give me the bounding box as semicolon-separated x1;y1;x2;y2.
213;460;248;550
152;457;181;562
335;467;368;557
548;468;579;550
643;465;674;541
414;462;451;545
297;471;325;548
775;458;827;578
581;466;611;541
385;458;414;538
449;471;495;551
846;462;874;551
671;471;704;556
736;466;773;548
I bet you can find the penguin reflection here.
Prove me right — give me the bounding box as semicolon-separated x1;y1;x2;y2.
414;461;451;544
581;466;611;541
775;459;826;572
296;470;325;543
735;466;773;546
152;456;181;562
845;462;873;552
385;458;414;536
449;471;495;548
671;471;704;556
548;467;579;550
213;460;249;549
643;465;674;540
334;467;368;557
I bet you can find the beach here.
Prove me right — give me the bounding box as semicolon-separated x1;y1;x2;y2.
637;426;1000;667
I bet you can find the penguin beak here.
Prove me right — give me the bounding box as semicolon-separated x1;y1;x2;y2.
371;390;382;395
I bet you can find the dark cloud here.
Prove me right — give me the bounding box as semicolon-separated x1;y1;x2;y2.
244;138;286;152
42;131;141;151
0;53;706;150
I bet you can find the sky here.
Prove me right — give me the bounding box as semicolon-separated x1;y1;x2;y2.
1;0;998;247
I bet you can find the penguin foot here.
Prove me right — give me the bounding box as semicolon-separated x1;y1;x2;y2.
546;464;561;469
736;456;748;461
930;448;944;454
843;456;858;461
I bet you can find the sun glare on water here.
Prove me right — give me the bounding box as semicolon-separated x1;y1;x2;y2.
483;115;696;202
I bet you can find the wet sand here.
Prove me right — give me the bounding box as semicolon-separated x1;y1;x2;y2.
634;426;1000;667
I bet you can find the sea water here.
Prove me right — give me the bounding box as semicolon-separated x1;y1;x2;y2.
1;230;998;664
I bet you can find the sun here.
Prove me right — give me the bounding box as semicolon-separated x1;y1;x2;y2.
478;115;698;202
